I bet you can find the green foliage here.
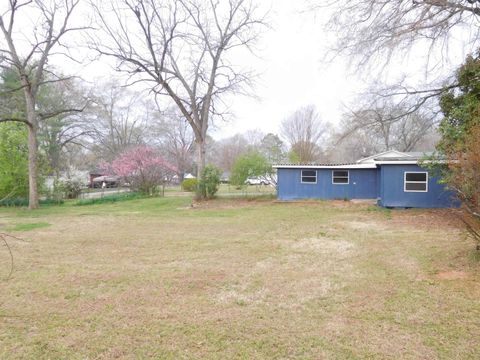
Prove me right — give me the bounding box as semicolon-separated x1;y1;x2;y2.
287;150;300;164
181;178;198;192
0;123;29;199
0;67;25;119
437;51;480;213
439;53;480;153
197;165;221;199
75;192;142;206
0;67;50;200
230;152;273;186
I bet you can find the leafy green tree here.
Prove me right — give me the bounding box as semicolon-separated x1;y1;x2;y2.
439;53;480;154
0;67;87;201
437;52;480;216
230;152;275;186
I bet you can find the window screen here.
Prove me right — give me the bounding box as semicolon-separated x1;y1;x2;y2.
404;172;428;192
332;170;349;184
301;170;317;183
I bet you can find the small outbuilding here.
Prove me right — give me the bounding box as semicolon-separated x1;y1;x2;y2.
274;150;458;208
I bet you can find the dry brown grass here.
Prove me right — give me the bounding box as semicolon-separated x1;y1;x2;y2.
0;197;479;359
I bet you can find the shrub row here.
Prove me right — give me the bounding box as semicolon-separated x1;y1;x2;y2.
0;198;64;207
75;192;141;206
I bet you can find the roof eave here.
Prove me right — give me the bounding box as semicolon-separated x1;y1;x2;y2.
273;164;378;169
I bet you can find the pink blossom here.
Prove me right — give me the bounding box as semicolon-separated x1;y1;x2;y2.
109;146;177;194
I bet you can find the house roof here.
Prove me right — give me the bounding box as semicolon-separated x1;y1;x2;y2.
356;150;411;163
274;150;438;169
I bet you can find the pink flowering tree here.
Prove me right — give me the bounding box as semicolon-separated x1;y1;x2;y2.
109;146;177;195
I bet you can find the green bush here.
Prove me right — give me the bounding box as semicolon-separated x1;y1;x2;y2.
198;165;221;199
181;178;198;192
75;192;141;206
56;179;84;199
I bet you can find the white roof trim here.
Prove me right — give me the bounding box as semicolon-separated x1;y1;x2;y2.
356;150;411;164
273;164;377;169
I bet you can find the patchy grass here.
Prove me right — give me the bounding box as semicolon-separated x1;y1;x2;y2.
7;222;51;232
0;198;478;359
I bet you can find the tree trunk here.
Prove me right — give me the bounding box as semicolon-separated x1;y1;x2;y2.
27;123;39;209
24;90;39;209
195;138;206;180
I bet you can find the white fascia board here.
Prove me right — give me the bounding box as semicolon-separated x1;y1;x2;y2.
273;164;377;169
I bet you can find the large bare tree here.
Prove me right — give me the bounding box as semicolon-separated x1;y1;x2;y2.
321;0;480;70
280;105;330;163
316;0;480;126
0;0;84;209
89;0;266;190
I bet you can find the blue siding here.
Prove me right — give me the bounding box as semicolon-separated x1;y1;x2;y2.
277;168;378;200
378;164;458;208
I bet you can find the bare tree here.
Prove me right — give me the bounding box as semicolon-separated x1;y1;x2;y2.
38;77;93;175
88;82;149;161
214;133;250;172
280;105;330;163
89;0;267;194
152;107;195;181
331;98;438;162
321;0;480;71
0;0;84;209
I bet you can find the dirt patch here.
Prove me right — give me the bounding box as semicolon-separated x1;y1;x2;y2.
436;270;469;280
344;220;383;231
291;237;355;253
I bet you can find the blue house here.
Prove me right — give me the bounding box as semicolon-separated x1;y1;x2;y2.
274;150;457;208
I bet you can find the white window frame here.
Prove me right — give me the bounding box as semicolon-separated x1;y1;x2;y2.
332;170;349;185
404;171;428;192
301;170;317;184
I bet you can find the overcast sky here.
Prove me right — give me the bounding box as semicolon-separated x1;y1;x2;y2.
53;0;365;140
213;2;360;138
9;0;470;141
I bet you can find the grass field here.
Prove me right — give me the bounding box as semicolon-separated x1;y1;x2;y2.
0;197;479;359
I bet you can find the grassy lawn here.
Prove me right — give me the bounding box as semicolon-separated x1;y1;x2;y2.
0;197;479;359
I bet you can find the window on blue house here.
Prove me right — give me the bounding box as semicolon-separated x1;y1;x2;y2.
301;170;317;183
332;170;349;184
404;172;428;192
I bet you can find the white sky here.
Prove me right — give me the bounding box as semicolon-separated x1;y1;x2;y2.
214;1;361;138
